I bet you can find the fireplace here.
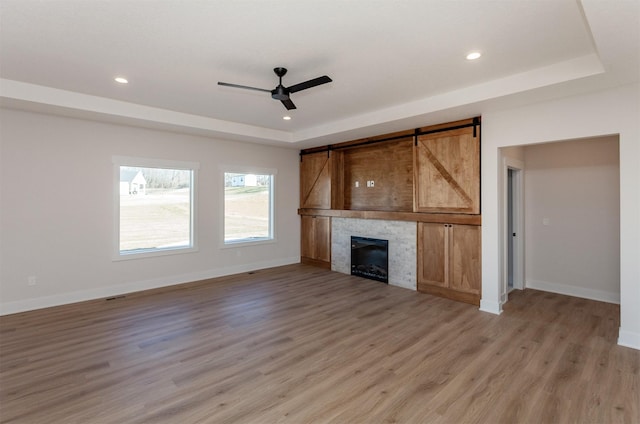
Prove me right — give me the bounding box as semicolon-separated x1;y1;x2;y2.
351;236;389;284
332;218;416;290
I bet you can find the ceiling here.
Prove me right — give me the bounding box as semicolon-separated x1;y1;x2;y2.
1;0;638;149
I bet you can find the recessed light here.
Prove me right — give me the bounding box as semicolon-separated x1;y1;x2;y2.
283;116;292;121
114;77;128;84
466;52;482;61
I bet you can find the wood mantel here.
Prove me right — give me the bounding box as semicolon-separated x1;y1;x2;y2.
298;208;481;226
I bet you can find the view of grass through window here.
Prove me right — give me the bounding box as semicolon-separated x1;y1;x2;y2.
224;173;272;243
119;166;192;253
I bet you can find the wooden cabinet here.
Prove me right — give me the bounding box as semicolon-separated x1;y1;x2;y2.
417;222;481;305
299;118;482;306
300;215;331;268
414;126;480;214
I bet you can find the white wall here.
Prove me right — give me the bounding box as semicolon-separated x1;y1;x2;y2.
0;109;301;314
481;83;640;350
523;137;620;303
501;146;525;162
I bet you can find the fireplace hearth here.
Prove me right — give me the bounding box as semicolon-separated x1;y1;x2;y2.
351;236;389;284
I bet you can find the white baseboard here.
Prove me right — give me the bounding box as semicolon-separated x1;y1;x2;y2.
618;328;640;351
479;298;502;315
0;257;300;316
526;279;620;304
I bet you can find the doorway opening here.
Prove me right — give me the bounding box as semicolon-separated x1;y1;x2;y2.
502;156;524;302
500;136;620;308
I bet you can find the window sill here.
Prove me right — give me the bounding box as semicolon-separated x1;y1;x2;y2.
113;245;198;261
221;238;276;249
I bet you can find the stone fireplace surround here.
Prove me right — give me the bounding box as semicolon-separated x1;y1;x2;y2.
331;217;417;290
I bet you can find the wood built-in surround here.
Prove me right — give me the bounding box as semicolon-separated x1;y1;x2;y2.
299;117;482;305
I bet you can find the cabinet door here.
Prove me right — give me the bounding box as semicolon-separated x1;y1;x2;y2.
313;216;331;263
417;222;447;287
449;224;481;296
300;216;331;267
414;127;479;214
417;222;481;305
300;152;331;209
300;215;315;259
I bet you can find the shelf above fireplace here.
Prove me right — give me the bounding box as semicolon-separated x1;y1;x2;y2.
298;208;481;226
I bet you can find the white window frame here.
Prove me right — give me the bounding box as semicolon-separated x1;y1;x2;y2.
221;165;277;247
113;156;199;261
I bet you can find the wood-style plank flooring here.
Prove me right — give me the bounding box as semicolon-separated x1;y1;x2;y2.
1;264;638;423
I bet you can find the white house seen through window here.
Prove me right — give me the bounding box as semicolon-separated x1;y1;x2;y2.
115;157;197;258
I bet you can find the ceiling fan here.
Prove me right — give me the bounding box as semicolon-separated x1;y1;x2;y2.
218;67;332;110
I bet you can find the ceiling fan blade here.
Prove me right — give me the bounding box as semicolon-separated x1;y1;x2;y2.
281;98;297;110
288;75;332;93
217;81;271;93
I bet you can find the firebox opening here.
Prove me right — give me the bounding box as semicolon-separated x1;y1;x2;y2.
351;236;389;284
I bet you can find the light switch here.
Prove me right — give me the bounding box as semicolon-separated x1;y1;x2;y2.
355;181;359;188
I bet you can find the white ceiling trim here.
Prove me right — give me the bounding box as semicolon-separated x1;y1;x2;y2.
0;79;293;144
294;54;605;143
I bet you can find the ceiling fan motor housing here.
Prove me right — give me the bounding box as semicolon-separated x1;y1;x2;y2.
271;85;290;100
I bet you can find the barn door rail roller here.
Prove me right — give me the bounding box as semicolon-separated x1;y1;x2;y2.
300;145;332;161
300;117;480;155
414;117;481;145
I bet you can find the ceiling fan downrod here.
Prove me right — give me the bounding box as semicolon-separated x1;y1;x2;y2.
271;68;290;100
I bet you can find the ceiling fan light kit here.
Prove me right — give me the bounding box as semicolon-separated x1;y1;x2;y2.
218;67;332;110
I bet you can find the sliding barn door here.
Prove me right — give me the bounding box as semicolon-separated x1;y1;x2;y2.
300;152;332;209
414;127;480;214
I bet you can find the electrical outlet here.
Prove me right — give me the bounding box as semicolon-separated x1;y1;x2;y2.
370;180;375;187
28;276;37;286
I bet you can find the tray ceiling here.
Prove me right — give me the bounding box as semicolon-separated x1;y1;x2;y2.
1;0;638;147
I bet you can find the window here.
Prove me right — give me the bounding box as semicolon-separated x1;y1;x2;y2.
223;170;275;245
114;157;198;259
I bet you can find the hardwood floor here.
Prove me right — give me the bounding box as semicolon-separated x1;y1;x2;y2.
1;264;638;423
